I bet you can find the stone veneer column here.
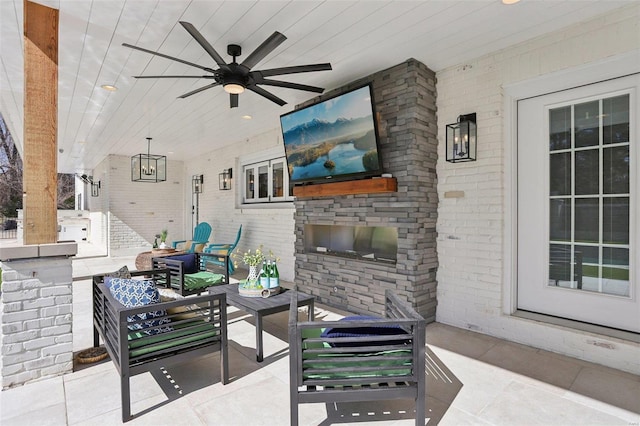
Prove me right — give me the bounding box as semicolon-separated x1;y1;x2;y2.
0;243;76;389
294;59;438;320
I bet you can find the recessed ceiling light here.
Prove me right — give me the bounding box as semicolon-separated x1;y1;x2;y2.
167;151;174;155
502;0;520;4
242;115;252;120
77;140;86;144
101;84;118;91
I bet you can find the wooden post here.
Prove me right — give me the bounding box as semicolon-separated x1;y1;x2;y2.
23;0;59;244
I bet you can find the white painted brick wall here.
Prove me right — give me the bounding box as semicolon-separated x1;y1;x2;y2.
0;256;74;388
436;4;640;374
90;155;186;257
88;159;109;249
185;128;296;281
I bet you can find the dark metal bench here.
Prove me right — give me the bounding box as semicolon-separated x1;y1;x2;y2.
92;270;228;422
288;289;426;426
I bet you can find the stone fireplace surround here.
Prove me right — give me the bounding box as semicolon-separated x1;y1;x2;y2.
293;59;438;321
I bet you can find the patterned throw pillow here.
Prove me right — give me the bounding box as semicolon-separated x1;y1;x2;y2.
103;266;132;289
105;265;132;279
176;241;206;253
108;278;172;335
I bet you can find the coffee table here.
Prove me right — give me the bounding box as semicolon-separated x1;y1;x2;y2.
208;284;314;362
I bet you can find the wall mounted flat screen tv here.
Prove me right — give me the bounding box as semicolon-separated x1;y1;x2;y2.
280;84;382;184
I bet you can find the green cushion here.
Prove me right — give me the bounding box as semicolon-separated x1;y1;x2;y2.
302;349;412;379
128;321;218;358
182;271;224;291
301;327;328;350
301;327;412;380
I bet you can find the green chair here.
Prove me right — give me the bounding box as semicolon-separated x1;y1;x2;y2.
204;225;242;274
172;222;212;253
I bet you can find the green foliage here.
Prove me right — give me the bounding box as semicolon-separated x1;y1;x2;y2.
59;196;75;210
362;150;379;171
1;195;21;218
57;173;76;209
582;265;629;281
1;113;76;215
0;113;22;216
352;130;376;151
233;246;279;268
237;246;265;267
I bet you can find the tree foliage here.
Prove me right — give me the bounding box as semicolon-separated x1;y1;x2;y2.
0;113;22;217
0;113;76;216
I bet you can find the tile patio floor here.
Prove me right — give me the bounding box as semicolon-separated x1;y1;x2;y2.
1;245;639;425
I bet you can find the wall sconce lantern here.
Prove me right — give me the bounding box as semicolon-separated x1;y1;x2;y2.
91;181;101;197
446;113;477;163
219;168;232;190
192;174;204;194
78;174;100;197
131;137;167;182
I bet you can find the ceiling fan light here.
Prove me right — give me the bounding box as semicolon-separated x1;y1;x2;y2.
224;83;245;94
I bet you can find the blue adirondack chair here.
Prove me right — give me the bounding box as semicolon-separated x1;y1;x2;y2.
172;222;212;253
204;225;242;274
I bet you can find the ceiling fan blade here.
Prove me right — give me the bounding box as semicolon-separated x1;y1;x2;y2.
179;21;230;71
230;93;239;108
257;78;325;93
240;31;287;70
258;63;332;77
123;43;214;72
133;75;214;79
177;82;220;99
246;85;287;106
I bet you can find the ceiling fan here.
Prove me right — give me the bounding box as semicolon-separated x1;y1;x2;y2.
123;21;332;108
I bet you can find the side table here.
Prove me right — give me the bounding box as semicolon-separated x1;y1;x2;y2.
135;249;184;270
208;284;314;362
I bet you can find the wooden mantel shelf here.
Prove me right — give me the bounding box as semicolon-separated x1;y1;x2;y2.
293;177;397;198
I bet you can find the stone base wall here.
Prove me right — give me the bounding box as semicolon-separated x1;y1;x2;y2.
1;252;74;389
294;59;438;320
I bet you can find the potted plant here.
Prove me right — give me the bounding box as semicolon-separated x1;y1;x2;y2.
159;229;168;249
239;246;265;283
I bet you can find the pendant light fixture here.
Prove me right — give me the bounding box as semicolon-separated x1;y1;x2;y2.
131;137;166;182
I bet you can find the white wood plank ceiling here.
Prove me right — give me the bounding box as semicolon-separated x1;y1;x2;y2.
0;0;635;174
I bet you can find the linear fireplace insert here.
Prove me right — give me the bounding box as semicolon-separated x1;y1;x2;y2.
304;224;397;264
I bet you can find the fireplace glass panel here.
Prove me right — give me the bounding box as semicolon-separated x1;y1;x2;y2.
304;224;397;263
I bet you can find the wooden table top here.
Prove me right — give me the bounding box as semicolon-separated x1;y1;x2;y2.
135;249;184;270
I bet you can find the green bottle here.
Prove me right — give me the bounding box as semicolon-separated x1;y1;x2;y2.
259;261;270;289
270;261;280;288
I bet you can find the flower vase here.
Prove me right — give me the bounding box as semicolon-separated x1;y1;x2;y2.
247;265;259;282
159;242;167;249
